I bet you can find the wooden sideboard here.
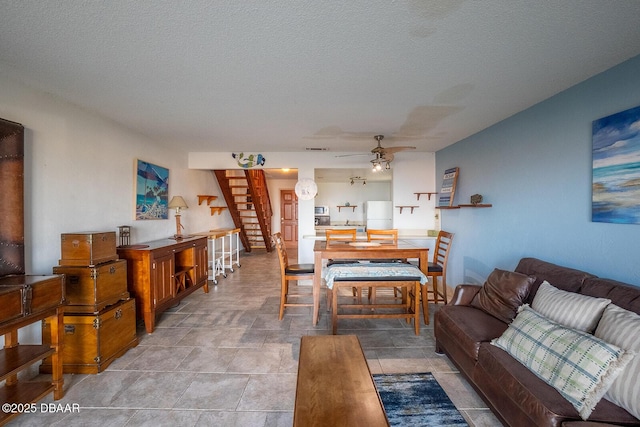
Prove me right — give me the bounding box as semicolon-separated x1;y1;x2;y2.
117;236;208;333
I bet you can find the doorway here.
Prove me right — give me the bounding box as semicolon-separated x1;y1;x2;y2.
280;189;298;249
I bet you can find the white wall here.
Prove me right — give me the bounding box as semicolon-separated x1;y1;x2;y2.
392;153;438;231
0;72;234;343
437;54;640;287
315;181;390;224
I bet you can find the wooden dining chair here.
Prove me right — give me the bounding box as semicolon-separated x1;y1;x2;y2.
423;230;454;313
325;228;360;299
325;228;357;243
273;232;315;320
325;228;358;264
366;228;398;244
366;229;399;303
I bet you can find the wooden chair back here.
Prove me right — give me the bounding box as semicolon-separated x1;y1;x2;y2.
273;232;289;272
325;228;357;243
433;230;454;269
424;230;455;307
366;229;398;245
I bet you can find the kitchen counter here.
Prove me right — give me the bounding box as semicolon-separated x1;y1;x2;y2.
315;225;366;233
304;229;436;241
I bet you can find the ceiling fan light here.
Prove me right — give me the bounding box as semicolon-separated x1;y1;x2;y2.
350;179;354;185
375;163;382;171
385;162;391;170
363;180;366;185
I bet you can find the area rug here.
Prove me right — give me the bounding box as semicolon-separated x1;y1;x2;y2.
373;372;469;426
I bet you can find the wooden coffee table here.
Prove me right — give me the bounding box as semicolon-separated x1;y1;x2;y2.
294;335;389;427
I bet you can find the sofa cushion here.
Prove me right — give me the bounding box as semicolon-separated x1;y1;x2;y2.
492;306;634;420
581;277;640;314
514;258;596;304
470;268;535;323
594;304;640;420
532;281;611;333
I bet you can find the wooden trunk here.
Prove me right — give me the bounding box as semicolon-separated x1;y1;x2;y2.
0;275;65;324
40;299;138;374
59;231;118;266
52;259;129;313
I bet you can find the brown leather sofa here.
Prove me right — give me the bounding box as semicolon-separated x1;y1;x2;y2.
434;257;640;427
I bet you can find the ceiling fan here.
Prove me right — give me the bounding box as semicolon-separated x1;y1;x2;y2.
333;134;417;170
368;135;416;172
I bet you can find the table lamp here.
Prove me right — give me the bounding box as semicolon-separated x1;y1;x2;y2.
168;196;188;239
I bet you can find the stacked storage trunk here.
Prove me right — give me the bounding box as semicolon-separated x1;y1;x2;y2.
40;232;138;374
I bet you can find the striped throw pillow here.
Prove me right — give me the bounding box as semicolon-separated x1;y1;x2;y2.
531;281;610;332
492;305;633;420
594;304;640;420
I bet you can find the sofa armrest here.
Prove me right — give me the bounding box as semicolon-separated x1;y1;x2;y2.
448;284;482;306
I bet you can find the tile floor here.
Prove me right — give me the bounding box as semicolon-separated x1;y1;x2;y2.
8;249;502;426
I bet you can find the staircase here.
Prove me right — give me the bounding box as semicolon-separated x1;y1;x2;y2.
213;170;273;252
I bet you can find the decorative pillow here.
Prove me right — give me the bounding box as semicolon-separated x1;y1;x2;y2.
492;305;634;420
594;304;640;420
470;268;534;323
532;281;611;332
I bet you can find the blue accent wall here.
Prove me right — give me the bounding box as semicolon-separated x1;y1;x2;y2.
436;54;640;288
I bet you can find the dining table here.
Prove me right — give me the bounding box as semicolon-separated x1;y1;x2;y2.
312;240;429;325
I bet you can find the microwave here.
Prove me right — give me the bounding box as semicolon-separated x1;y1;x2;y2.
314;206;329;216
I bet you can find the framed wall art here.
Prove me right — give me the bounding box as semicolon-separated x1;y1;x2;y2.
592;105;640;224
135;159;169;220
438;167;459;207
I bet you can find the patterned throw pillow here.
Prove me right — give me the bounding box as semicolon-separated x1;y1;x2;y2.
594;304;640;420
492;305;634;420
531;281;611;332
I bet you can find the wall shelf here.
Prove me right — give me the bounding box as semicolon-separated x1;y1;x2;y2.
197;195;226;215
210;207;227;215
396;205;419;214
197;195;218;206
414;192;438;201
437;204;492;209
336;205;357;212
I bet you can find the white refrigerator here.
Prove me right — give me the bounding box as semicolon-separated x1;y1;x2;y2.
364;201;393;230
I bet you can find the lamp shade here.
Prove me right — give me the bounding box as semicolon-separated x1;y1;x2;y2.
168;196;188;210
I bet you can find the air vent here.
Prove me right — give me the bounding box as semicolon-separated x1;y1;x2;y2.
305;147;329;151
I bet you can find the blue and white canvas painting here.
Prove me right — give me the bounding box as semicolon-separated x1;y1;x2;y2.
136;159;169;220
592;105;640;224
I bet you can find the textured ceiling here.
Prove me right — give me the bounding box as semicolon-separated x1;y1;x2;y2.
2;1;640;154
